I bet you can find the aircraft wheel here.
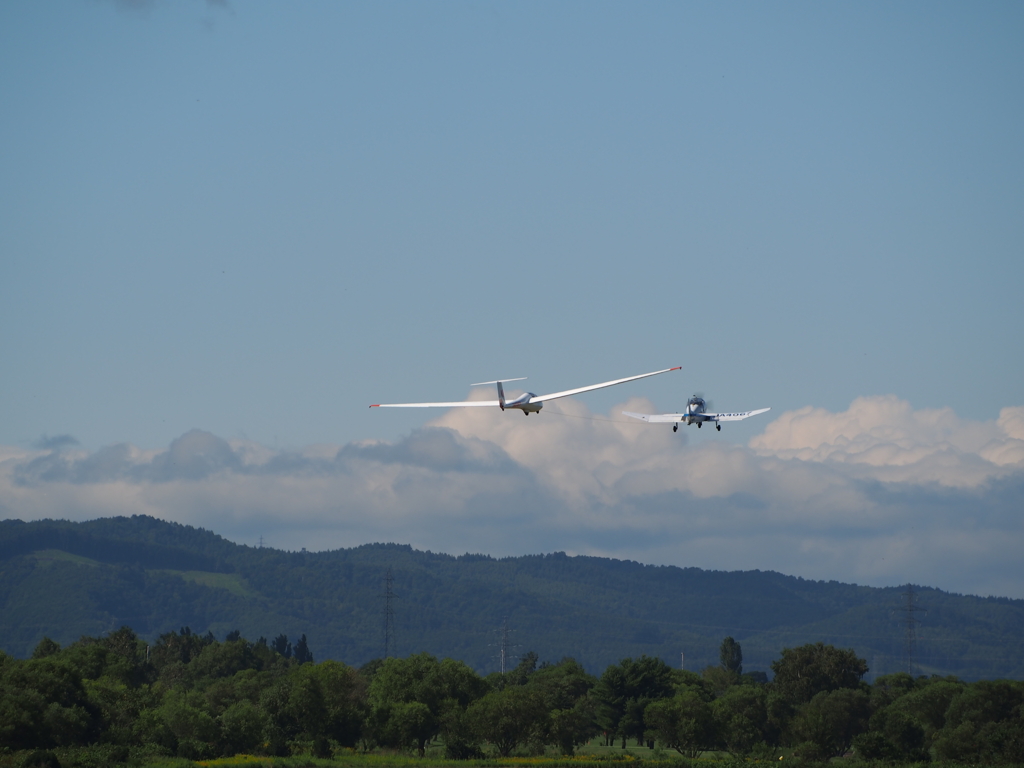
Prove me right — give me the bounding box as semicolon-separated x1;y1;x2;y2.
673;424;678;432
697;422;701;428
716;424;721;432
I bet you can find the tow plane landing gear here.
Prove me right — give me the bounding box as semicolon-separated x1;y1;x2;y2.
716;423;721;432
673;424;678;432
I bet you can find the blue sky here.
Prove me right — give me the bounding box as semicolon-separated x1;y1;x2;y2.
2;2;1023;598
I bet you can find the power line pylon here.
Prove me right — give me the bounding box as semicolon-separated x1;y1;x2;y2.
382;567;397;658
895;583;925;675
492;616;517;675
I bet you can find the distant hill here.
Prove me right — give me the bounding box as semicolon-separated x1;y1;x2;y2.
1;515;1022;680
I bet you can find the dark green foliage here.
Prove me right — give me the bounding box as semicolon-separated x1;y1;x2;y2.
789;687;870;759
529;657;597;712
20;751;61;768
366;653;485;755
5;516;1024;681
893;677;964;737
293;634;313;665
594;655;674;747
854;706;929;762
272;634;292;659
771;641;869;705
506;651;538;687
933;679;1024;764
547;699;598;756
0;656;98;750
712;684;778;757
10;517;1024;765
644;688;716;757
32;637;61;659
466;685;547;757
5;623;1024;765
720;636;742;674
515;657;598;756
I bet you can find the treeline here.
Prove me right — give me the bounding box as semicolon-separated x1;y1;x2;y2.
3;628;1024;767
6;517;1024;680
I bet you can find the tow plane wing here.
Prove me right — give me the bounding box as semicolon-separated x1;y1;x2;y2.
623;401;770;432
707;408;771;422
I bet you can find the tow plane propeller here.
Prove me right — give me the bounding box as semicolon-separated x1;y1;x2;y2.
624;394;769;433
371;366;681;415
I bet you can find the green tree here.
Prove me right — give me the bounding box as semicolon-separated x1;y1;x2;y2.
83;676;155;747
367;653;485;754
218;699;267;756
720;637;742;674
467;685;547;757
869;672;917;709
296;660;364;748
701;665;739;697
712;684;777;757
644;689;716;758
32;638;62;660
437;698;484;760
526;657;598;755
770;642;868;706
790;687;870;760
293;635;313;665
595;655;674;747
890;677;963;739
853;706;928;763
271;634;292;659
186;638;262;685
529;657;595;711
933;679;1024;764
548;699;599;756
506;651;538;687
384;701;436;756
0;657;97;750
149;627;212;675
157;688;219;759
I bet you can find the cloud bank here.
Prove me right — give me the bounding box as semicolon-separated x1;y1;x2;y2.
2;396;1023;598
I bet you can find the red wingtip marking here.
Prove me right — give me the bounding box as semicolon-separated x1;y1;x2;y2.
370;404;379;408
670;366;682;371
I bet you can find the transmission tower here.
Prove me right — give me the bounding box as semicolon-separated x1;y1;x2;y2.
382;567;397;658
492;617;517;674
895;584;925;675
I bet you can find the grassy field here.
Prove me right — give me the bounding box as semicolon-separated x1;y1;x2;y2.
30;549;103;568
149;569;255;599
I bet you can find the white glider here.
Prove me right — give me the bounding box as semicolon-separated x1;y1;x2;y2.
624;395;769;433
371;367;681;415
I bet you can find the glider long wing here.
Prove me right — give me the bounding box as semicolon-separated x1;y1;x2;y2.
531;366;681;403
370;400;500;408
371;366;681;409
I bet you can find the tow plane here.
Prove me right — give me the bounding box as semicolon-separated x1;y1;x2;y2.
371;366;681;416
623;395;769;433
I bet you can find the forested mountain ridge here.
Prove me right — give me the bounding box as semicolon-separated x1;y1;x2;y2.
1;515;1022;680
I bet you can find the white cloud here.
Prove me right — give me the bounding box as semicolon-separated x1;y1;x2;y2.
749;396;1024;485
2;396;1022;599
